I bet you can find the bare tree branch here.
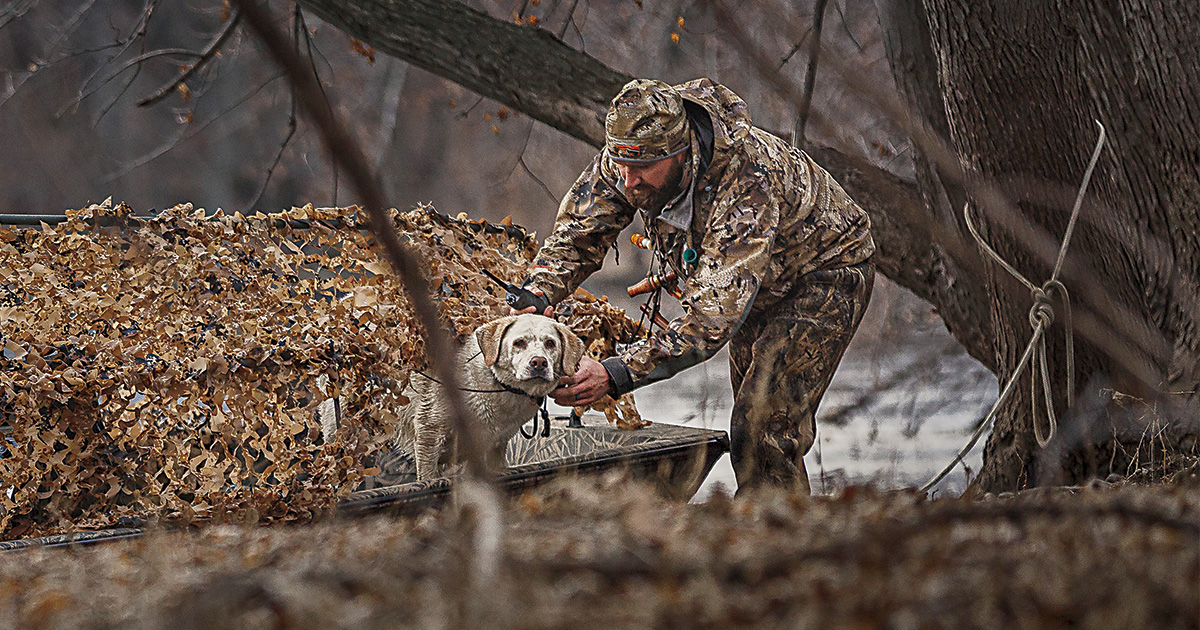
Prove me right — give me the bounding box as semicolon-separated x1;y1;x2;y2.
294;0;626;146
778;25;812;68
793;0;828;149
232;0;490;481
100;73;285;183
293;5;340;205
0;41;128;113
519;156;557;203
250;95;298;210
138;12;243;108
93;9;160;127
57;0;156;117
0;0;37;31
46;0;99;53
556;0;581;39
832;0;864;52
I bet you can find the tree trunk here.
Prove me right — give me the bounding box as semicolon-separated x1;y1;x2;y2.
920;0;1200;491
873;0;993;370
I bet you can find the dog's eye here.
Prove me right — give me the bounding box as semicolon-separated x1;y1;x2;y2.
513;339;527;349
544;339;556;349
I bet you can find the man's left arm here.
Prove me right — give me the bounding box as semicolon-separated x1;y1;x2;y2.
601;190;779;396
525;159;635;307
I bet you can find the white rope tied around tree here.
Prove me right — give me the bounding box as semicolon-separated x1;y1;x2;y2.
920;120;1106;494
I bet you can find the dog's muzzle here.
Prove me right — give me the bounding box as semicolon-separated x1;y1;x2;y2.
528;356;551;380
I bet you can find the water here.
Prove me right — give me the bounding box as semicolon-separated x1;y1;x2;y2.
562;279;999;498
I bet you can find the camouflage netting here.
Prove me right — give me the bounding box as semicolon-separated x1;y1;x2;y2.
0;200;643;539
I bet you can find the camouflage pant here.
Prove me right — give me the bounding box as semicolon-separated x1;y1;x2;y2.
728;262;874;493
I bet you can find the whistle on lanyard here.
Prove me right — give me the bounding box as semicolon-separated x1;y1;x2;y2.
628;233;688;299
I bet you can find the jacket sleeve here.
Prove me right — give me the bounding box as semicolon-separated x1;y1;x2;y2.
526;156;636;305
605;170;779;394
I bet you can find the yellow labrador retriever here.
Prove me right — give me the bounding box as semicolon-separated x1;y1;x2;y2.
398;313;584;480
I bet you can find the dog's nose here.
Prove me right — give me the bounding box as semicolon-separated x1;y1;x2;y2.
529;356;549;371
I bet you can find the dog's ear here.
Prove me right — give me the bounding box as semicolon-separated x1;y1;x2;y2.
554;322;586;377
476;315;518;367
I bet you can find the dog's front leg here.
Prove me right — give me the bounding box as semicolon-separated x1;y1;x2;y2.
414;416;448;481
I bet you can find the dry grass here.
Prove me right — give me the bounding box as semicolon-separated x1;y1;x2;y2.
0;471;1194;629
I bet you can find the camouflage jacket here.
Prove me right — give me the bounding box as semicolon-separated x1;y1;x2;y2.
527;78;875;395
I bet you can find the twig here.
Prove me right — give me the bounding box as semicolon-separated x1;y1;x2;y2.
92;65;140;127
57;0;156;117
250;100;298;210
519;157;557;203
792;0;829;149
556;0;580;39
93;6;160;127
778;27;811;69
138;11;243;107
499;121;557;203
456;95;486;119
832;0;863;52
46;0;98;54
67;46;203;119
100;72;286;183
108;47;205;69
249;7;303;210
231;0;489;481
293;6;339;205
0;0;37;31
569;5;586;51
296;7;334;99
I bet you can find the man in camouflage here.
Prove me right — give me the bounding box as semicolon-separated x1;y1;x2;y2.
520;78;875;493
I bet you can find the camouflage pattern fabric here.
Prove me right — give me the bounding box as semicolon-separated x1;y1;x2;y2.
605;79;690;163
527;78;875;394
728;263;874;493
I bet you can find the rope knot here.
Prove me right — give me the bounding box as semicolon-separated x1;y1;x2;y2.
1029;287;1055;329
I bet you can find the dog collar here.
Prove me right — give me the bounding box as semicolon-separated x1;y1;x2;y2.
417;354;552;439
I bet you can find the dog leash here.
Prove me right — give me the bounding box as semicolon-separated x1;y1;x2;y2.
518;398;552;439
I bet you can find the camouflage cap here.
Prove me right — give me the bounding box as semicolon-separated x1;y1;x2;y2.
604;79;689;164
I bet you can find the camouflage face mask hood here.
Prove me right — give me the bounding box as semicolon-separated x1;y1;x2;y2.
604;79;689;164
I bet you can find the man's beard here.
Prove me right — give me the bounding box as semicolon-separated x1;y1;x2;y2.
626;160;686;216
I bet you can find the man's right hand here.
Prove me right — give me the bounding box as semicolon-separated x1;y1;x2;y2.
510;304;555;317
505;285;552;316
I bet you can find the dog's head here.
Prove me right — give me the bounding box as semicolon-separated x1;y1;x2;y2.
476;314;585;397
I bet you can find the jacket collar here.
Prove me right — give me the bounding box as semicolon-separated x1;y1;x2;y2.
650;129;702;232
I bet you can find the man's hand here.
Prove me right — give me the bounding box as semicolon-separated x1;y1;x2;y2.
551;357;611;407
509;304;555;317
506;286;552;317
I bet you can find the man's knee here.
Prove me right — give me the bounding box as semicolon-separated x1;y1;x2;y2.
730;408;815;490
